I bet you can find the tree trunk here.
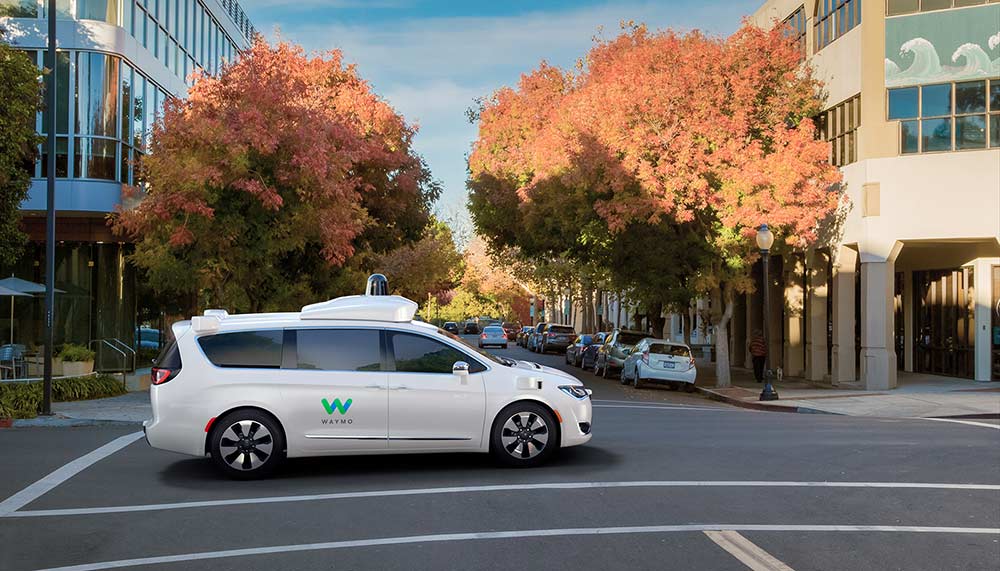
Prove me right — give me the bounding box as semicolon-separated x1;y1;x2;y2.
713;284;735;388
682;310;693;347
648;301;665;338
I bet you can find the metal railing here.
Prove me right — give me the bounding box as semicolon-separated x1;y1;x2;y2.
89;338;137;374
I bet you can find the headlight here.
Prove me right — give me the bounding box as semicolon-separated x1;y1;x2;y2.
559;385;592;399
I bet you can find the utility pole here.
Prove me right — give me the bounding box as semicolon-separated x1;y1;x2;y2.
42;0;57;415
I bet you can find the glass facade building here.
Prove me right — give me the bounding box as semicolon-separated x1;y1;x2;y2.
0;0;253;372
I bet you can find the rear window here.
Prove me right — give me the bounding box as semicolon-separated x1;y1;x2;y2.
198;330;283;368
295;329;382;371
549;326;575;334
484;326;504;333
153;339;182;369
619;332;647;345
649;344;691;357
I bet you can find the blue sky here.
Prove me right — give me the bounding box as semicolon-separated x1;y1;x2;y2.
241;0;762;234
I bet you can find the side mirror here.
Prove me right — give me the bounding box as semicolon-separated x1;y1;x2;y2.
453;361;470;375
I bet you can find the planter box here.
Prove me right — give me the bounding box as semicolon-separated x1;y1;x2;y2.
61;360;94;377
0;417;13;429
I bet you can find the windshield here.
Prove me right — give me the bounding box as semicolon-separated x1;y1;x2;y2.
437;328;513;366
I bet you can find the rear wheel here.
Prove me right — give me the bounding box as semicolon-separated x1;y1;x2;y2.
601;359;610;379
209;409;285;480
490;402;558;467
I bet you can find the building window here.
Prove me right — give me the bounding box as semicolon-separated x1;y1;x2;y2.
888;79;998;152
782;6;807;59
887;0;997;16
0;0;37;17
815;0;861;51
818;94;861;166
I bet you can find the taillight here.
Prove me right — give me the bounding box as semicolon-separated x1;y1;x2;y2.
548;333;556;338
642;351;649;364
688;357;695;370
481;333;487;339
151;367;178;385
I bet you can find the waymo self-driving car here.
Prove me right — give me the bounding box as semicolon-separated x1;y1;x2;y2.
144;275;593;478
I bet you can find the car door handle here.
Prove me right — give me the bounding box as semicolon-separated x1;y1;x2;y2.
388;385;410;391
365;384;384;390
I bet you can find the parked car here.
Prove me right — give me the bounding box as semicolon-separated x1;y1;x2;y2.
463;321;479;334
517;326;534;347
621;338;696;391
478;325;508;349
538;324;576;354
527;322;548;352
443;322;460;334
478;317;502;331
501;321;521;340
594;329;648;378
144;276;593;478
580;332;607;370
565;334;594;367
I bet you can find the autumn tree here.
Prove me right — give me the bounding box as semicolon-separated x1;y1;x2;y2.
0;30;41;265
468;22;842;386
114;40;439;313
378;218;462;302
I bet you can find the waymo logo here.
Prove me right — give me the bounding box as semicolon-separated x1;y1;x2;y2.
321;398;353;415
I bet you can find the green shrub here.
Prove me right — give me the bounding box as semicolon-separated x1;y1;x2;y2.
58;344;95;362
0;374;126;419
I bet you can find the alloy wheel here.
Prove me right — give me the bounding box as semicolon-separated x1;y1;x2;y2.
500;412;549;459
218;420;274;471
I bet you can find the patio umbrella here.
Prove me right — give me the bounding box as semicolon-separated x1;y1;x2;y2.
0;285;30;345
0;277;64;346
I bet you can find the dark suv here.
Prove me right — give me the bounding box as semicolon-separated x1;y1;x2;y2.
538;324;577;354
595;329;648;378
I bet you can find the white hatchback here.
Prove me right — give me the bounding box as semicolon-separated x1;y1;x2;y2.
620;338;697;391
144;280;593;479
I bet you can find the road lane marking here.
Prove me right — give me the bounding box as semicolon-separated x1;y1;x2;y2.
0;431;143;517
34;524;1000;571
704;530;795;571
921;418;1000;430
8;479;999;518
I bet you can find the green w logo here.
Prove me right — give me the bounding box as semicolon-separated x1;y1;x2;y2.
321;398;353;415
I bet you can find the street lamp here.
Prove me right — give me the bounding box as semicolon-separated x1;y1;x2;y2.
757;224;778;401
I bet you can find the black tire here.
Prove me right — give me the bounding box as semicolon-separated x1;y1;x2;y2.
490;401;559;468
209;409;285;480
619;366;628;385
601;359;610;379
684;383;696;393
632;373;642;389
502;344;508;349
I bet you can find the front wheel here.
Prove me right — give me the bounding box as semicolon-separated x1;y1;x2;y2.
209;410;285;480
490;402;558;467
602;359;610;379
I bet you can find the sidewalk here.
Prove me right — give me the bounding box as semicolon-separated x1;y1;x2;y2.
696;363;1000;419
12;391;150;428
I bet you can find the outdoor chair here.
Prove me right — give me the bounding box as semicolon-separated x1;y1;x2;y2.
0;344;26;379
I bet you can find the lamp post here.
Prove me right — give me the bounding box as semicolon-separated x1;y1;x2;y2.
529;296;536;326
42;0;57;416
757;224;778;401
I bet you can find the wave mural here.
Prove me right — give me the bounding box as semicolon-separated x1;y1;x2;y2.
885;5;1000;87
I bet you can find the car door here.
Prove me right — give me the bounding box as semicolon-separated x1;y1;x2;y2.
279;328;388;453
385;331;486;450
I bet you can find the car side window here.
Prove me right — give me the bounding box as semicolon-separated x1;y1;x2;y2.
198;330;283;368
294;329;382;371
388;332;485;374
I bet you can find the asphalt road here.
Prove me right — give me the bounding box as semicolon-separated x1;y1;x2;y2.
1;337;998;571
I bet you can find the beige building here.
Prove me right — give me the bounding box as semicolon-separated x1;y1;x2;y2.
732;0;1000;388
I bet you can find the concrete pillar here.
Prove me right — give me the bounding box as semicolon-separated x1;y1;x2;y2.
973;258;998;381
860;258;898;390
805;251;829;382
783;255;805;378
903;270;914;372
832;246;858;385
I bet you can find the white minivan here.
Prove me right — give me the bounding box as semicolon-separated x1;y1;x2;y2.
144;278;593;479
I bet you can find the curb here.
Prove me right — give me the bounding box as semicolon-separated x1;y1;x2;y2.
928;413;1000;420
7;416;145;429
695;387;839;415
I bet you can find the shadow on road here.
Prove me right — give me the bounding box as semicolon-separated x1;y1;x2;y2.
156;445;620;485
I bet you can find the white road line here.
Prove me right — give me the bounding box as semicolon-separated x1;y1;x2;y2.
704;530;795;571
922;418;1000;430
0;431;143;517
8;479;999;518
34;524;1000;571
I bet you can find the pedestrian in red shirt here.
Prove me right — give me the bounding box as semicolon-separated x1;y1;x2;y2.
749;330;767;383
